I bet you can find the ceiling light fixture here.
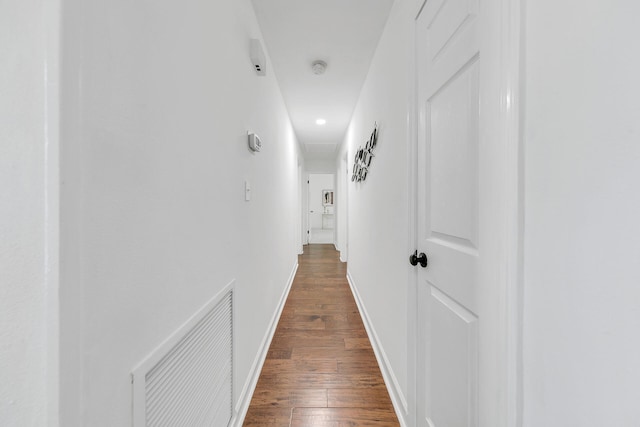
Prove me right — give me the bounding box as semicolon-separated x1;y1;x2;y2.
316;118;326;125
311;60;327;75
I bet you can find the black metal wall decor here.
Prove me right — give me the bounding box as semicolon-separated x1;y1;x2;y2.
352;123;378;182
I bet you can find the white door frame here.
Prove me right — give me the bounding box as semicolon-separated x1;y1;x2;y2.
408;0;523;425
339;153;349;262
297;162;304;253
302;172;309;245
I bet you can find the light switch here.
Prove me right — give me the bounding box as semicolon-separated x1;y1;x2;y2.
245;180;251;201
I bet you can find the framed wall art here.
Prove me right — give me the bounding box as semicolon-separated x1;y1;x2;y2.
322;190;334;206
352;122;378;183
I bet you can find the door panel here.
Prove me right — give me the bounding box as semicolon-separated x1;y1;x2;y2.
416;0;480;425
426;0;478;63
429;285;478;427
428;58;479;249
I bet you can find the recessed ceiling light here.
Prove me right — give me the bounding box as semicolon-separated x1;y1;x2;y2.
316;118;326;125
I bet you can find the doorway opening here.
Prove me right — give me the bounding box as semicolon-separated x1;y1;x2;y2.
307;173;335;244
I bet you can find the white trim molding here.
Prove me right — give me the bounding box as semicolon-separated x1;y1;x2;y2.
477;0;524;425
231;262;298;426
347;270;409;427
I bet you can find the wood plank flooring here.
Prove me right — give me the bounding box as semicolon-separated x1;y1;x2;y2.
243;244;399;426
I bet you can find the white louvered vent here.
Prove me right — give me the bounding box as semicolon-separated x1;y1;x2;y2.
133;283;233;427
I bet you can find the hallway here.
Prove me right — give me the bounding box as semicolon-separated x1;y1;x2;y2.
6;0;640;424
243;245;399;426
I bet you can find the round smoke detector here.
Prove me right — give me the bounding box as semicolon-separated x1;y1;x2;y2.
311;60;327;75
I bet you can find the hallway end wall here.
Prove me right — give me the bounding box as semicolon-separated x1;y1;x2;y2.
59;0;302;425
338;0;414;422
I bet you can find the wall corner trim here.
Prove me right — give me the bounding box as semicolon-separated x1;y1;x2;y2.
347;270;409;427
231;261;299;426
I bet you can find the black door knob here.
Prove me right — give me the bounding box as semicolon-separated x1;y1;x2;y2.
409;250;428;268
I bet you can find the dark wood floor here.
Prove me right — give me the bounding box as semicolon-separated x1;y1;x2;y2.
243;244;399;426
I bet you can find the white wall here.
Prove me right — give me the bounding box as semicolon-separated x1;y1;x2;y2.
0;0;59;425
58;0;301;425
523;1;640;424
337;0;413;421
305;157;337;174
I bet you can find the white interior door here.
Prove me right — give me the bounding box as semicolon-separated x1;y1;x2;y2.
416;0;480;425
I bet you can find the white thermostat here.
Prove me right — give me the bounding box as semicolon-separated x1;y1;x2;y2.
248;133;262;152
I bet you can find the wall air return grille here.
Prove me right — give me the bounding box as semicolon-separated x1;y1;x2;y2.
132;284;234;427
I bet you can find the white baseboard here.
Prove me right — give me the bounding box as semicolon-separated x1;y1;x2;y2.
231;262;298;426
346;270;408;427
333;244;347;262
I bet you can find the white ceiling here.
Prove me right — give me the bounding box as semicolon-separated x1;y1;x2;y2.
251;0;394;161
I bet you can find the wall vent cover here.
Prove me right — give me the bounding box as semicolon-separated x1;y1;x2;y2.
132;283;234;427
